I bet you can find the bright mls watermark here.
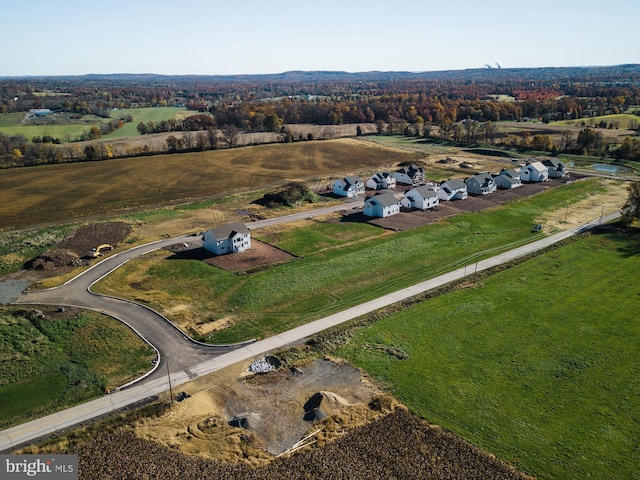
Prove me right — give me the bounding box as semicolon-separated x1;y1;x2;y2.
1;455;77;479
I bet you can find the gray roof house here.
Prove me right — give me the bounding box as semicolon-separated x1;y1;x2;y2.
363;192;401;218
366;171;397;190
203;222;251;255
333;176;365;197
542;159;567;178
402;186;439;210
494;168;523;189
437;179;468;201
465;172;497;195
394;165;425;185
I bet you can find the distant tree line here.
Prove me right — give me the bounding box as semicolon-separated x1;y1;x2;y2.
2;66;640;167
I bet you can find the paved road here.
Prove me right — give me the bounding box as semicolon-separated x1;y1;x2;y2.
0;207;620;452
11;201;366;380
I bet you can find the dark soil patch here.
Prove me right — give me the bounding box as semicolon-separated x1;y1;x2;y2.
203;240;294;272
24;222;131;272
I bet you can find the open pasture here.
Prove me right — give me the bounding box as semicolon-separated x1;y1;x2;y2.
553;113;639;130
335;231;640;480
0;107;193;142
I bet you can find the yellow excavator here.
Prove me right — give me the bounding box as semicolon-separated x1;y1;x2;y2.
89;244;113;258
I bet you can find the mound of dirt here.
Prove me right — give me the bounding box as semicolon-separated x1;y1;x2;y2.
24;249;81;271
25;222;130;270
303;391;351;422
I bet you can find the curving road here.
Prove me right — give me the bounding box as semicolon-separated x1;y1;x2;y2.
0;203;620;452
13;201;366;380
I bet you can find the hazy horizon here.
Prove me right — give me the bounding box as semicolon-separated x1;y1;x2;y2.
1;0;638;77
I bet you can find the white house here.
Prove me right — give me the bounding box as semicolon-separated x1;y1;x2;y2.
402;185;439;210
363;193;401;218
394;165;425;185
333;175;365;197
542;159;566;178
366;171;397;190
494;168;523;189
465;172;497;195
521;161;549;182
437;179;468;201
203;222;251;255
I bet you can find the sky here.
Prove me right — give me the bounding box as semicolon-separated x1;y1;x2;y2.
1;0;638;76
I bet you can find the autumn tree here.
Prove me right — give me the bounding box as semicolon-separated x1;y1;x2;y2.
531;134;553;152
621;181;640;225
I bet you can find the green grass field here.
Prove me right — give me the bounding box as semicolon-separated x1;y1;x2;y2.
0;107;193;142
0;308;155;429
332;231;640;480
553;113;639;130
101;107;196;139
94;179;608;343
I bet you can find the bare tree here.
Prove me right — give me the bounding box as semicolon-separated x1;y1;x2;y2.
206;127;219;150
223;124;239;148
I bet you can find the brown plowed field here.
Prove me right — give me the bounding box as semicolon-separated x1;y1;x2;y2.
74;408;533;480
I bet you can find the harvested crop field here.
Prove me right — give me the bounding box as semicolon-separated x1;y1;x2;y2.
73;408;533;480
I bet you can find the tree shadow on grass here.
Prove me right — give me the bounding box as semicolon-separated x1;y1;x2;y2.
592;223;640;257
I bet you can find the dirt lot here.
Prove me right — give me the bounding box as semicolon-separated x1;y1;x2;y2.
24;222;130;273
135;358;379;458
204;240;294;272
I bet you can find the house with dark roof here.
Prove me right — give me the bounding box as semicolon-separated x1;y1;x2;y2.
437;179;468;201
465;172;497;195
203;222;251;255
402;185;439;210
394;165;425;185
363;192;401;218
494;168;523;189
333;175;365;197
542;158;566;178
521;161;549;182
366;171;396;190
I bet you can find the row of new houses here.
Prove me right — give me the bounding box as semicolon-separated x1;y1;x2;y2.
203;159;567;254
337;159;566;218
334;159;566;199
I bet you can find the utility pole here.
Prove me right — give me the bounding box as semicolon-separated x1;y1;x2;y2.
600;205;605;225
473;255;479;286
166;355;174;404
